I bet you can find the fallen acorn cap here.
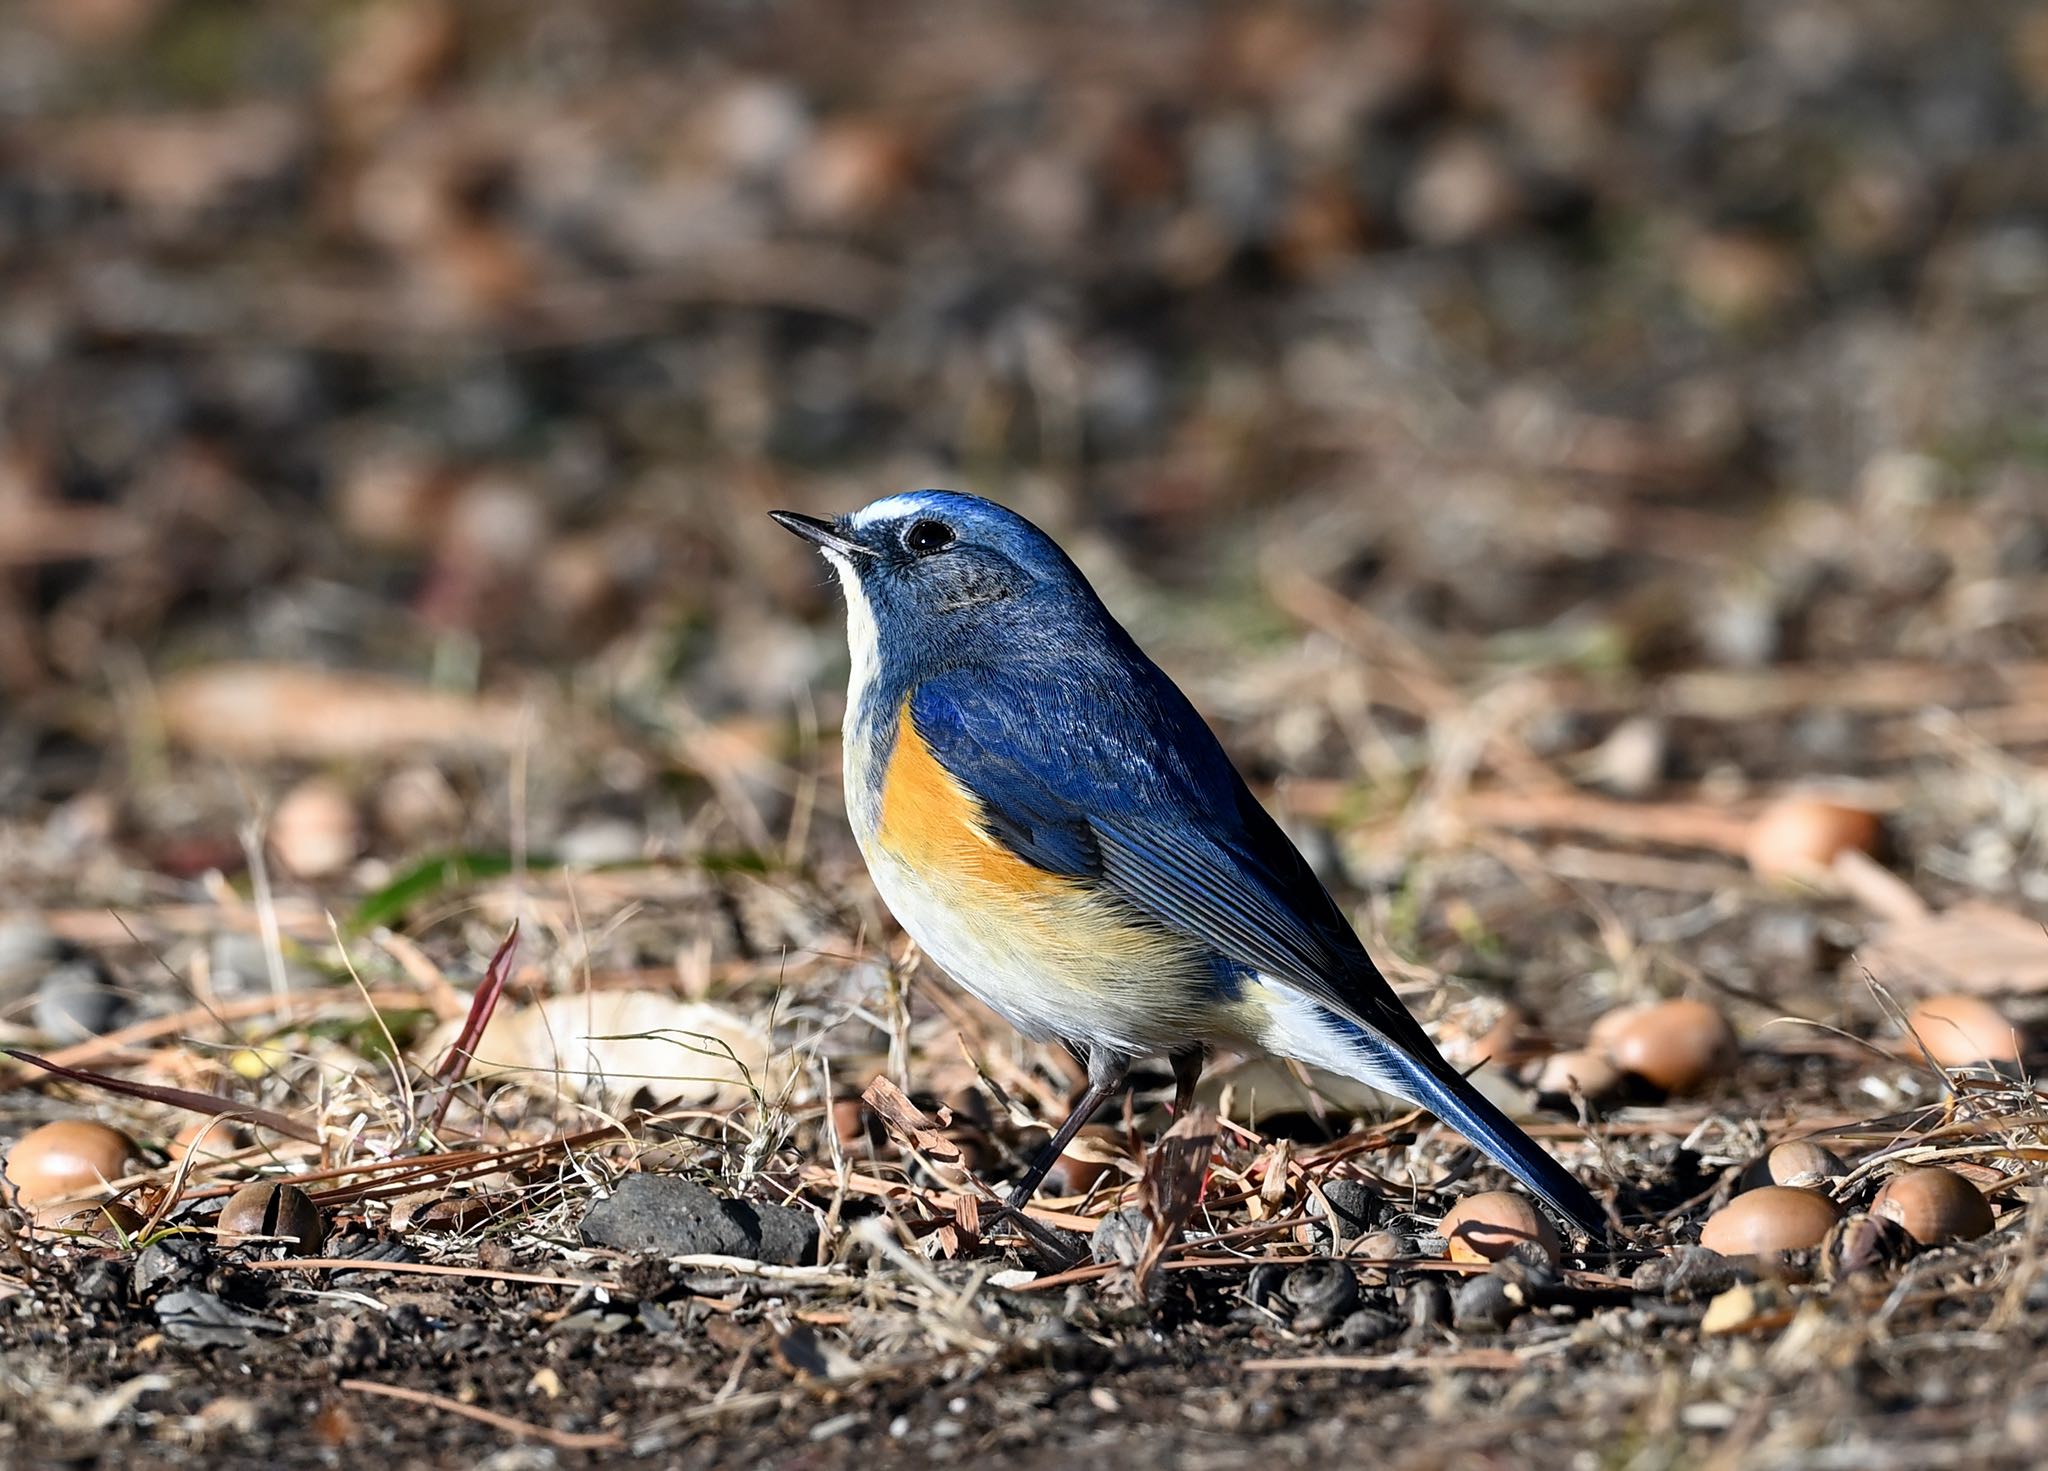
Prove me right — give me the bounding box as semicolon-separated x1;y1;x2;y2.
217;1181;325;1253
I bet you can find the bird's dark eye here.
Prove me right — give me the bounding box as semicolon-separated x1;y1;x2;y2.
904;519;954;555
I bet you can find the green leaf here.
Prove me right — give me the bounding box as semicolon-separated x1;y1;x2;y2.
349;851;551;932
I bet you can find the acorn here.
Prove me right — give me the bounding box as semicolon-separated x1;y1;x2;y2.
271;777;361;879
170;1117;250;1168
4;1120;140;1206
1744;796;1882;883
1740;1140;1848;1192
1529;1048;1624;1105
1903;996;2026;1070
1591;999;1737;1095
1699;1186;1839;1259
218;1182;325;1253
1822;1211;1918;1281
1870;1167;1995;1246
1438;1191;1561;1267
1439;999;1529;1071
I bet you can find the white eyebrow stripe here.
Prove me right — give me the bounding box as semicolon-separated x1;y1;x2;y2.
847;492;941;529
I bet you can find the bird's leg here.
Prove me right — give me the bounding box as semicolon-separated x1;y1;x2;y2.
1169;1047;1206;1116
1006;1050;1130;1210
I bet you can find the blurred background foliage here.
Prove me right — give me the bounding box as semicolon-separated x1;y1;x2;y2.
0;0;2044;851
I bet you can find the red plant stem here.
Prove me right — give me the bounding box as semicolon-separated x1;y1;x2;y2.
3;1048;320;1143
427;921;519;1133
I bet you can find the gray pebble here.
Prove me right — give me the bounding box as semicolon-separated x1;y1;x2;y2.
133;1236;213;1299
1451;1273;1522;1333
1354;1228;1413;1261
1333;1308;1401;1348
32;956;129;1041
1245;1260;1288;1310
0;919;60;1000
1491;1243;1563;1295
1404;1278;1452;1338
1635;1245;1740;1301
578;1174;818;1264
1307;1178;1382;1246
727;1197;822;1266
207;932;315;997
155;1287;286;1349
1089;1206;1150;1269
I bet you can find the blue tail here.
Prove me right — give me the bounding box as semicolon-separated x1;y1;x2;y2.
1382;1044;1611;1241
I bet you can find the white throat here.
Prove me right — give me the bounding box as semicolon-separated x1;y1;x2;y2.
825;549;884;829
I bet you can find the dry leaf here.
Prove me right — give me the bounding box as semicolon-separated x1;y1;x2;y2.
418;991;776;1109
858;1076;962;1164
156;663;527;760
1858;902;2048;996
1700;1281;1795;1336
1132;1105;1216;1298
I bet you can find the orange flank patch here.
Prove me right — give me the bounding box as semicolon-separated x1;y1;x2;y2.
877;702;1064;895
867;700;1214;1038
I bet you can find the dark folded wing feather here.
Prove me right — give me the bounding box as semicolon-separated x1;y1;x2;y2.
907;666;1441;1061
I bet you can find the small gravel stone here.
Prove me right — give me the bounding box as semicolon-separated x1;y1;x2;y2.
133;1236;213;1299
1404;1278;1452;1338
32;955;129;1040
1245;1261;1289;1310
1333;1308;1402;1348
1307;1178;1382;1246
579;1175;818;1263
0;920;60;1001
75;1256;129;1306
1090;1206;1150;1268
155;1287;286;1349
1664;1246;1742;1301
1491;1244;1563;1296
1452;1273;1522;1333
1353;1228;1413;1273
326;1230;421;1285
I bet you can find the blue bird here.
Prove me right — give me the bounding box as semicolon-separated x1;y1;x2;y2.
773;491;1609;1240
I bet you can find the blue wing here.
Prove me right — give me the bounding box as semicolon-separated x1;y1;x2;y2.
907;659;1438;1059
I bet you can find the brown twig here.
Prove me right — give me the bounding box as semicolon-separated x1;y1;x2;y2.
338;1378;624;1451
250;1259;613;1289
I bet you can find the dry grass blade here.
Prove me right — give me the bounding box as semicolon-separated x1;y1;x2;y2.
0;987;427;1090
2;1048;321;1143
1246;1349;1526;1373
247;1259;614;1289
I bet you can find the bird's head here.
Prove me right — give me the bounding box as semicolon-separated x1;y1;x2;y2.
771;491;1098;659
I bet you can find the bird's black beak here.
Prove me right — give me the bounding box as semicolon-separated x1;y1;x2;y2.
769;510;870;558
